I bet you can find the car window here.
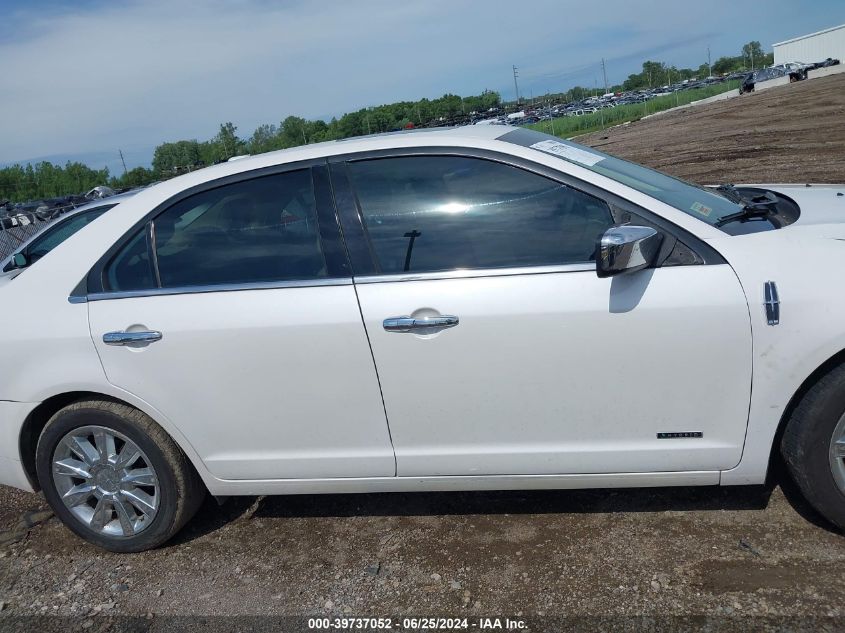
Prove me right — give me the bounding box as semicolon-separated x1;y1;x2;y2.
347;156;614;274
501;128;745;228
105;226;155;292
104;170;326;291
28;206;111;262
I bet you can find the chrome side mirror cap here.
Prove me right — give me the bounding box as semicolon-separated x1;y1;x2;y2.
596;225;663;278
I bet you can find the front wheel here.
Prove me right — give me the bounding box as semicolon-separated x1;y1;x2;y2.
781;365;845;531
35;400;205;552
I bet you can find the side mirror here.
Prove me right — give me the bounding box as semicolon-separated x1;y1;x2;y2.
596;225;663;278
12;252;27;268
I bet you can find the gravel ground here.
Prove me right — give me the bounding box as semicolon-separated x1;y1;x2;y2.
2;73;845;632
0;479;844;630
577;72;845;185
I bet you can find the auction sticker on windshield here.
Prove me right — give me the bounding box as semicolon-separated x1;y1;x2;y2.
691;201;713;217
529;140;605;167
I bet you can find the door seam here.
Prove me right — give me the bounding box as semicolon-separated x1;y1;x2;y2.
324;159;398;476
350;279;398;476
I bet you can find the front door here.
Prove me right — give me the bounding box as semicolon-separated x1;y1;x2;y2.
88;166;395;480
338;154;751;477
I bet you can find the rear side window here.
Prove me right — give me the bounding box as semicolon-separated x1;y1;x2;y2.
29;207;111;262
106;227;155;291
347;156;613;274
104;170;327;291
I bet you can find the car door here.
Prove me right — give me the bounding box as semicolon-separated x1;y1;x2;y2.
333;153;752;477
87;164;395;481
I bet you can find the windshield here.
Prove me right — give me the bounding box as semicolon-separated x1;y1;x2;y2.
501;128;743;226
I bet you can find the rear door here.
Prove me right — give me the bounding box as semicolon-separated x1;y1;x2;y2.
87;164;395;480
333;153;752;477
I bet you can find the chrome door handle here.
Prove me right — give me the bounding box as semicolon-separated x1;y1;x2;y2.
383;315;459;333
103;330;163;346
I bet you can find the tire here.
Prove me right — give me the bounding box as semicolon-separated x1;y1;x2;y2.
781;364;845;531
35;399;205;552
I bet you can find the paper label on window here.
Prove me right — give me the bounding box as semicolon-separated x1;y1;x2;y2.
529;140;604;167
690;201;712;217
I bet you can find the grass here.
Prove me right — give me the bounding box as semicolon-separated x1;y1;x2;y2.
527;80;740;139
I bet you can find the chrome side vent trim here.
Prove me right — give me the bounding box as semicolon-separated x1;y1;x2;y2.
764;281;780;326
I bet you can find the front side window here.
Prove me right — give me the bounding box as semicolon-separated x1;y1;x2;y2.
347;156;613;275
104;169;326;291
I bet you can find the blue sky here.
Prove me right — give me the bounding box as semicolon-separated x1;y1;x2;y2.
0;0;842;175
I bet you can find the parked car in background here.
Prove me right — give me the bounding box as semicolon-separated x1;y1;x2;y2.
2;126;845;552
740;64;807;93
809;57;840;70
85;185;117;200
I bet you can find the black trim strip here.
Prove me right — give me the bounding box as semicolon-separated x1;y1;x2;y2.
312;162;351;278
328;162;378;276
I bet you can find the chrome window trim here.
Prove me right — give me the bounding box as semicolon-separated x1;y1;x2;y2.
353;263;595;284
78;277;353;302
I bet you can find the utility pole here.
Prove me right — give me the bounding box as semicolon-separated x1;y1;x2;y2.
707;45;712;78
512;65;520;105
601;58;609;95
118;149;127;175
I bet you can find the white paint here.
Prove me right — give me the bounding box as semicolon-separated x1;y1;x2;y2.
355;265;750;476
88;287;396;480
774;23;845;67
203;470;720;496
0;125;842;501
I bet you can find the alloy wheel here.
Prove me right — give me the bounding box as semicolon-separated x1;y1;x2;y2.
51;425;160;537
830;414;845;495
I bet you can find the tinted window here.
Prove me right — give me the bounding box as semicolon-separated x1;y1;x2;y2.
28;206;111;262
104;170;326;291
501;129;746;229
348;156;613;274
106;227;155;291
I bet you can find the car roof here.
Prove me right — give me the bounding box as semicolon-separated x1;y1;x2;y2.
218;125;513;169
283;124;511;154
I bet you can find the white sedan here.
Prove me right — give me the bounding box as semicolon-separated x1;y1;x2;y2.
2;126;844;551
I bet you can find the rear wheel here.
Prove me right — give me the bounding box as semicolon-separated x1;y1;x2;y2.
781;365;845;530
36;400;205;552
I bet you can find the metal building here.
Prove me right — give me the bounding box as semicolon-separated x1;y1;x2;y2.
773;23;845;64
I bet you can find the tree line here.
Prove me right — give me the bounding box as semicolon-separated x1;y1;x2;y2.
0;91;501;203
0;40;774;203
620;41;773;91
150;91;501;176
